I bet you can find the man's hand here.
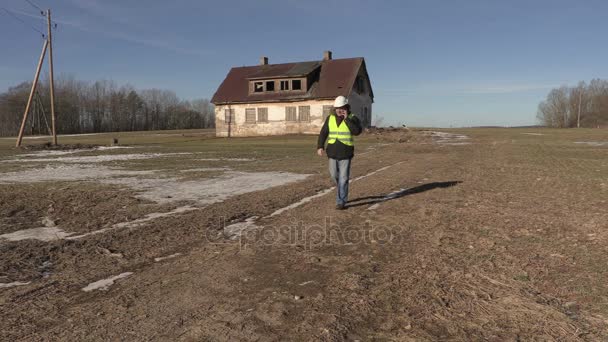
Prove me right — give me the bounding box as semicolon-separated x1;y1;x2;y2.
317;148;324;157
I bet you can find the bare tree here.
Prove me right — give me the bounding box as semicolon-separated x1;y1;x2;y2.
0;76;215;137
537;81;608;128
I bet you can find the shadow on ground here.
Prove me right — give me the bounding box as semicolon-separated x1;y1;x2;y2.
347;181;462;208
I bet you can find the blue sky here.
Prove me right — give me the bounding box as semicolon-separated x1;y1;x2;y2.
1;0;608;127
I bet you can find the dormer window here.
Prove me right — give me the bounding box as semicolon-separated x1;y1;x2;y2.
253;81;264;93
266;81;275;92
280;80;290;91
292;79;302;90
250;78;306;95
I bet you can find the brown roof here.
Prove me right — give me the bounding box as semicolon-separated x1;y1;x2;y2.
211;57;372;105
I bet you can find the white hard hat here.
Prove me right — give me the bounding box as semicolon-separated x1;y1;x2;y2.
333;96;348;108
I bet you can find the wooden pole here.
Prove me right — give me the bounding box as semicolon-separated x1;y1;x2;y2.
577;89;582;129
16;39;48;147
47;9;57;145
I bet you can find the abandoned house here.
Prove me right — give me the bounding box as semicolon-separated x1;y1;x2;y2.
211;51;374;137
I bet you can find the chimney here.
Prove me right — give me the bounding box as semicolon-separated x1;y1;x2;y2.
260;56;269;65
323;51;332;61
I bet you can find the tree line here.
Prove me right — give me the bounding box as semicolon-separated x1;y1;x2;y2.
537;79;608;128
0;76;215;137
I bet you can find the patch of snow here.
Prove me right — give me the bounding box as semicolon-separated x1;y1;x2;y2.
154;253;182;262
0;133;102;140
67;206;196;240
1;207;196;242
19;150;88;157
367;188;410;210
359;143;394;156
197;158;255;162
440;142;472;146
101;171;310;204
0;226;74;242
223;217;259;239
96;146;133;151
1;170;310;241
82;272;133;292
574;141;608;147
2;152;193;164
17;146;134;158
225;162;405;238
41;216;56;227
353;162;404;182
0;164;155;183
425;131;471;145
180;167;231;172
269;188;335;217
0;281;31;289
111;206;196;229
0;215;72;242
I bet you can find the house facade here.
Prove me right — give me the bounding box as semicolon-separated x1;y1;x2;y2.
211;51;374;137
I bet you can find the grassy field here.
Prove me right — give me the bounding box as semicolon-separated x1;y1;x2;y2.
0;127;607;340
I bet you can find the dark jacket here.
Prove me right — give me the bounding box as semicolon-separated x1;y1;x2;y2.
317;113;363;160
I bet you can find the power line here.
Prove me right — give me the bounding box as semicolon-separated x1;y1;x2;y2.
22;0;60;31
23;0;45;15
1;8;45;38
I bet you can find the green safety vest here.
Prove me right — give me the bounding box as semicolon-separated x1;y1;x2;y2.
327;114;354;146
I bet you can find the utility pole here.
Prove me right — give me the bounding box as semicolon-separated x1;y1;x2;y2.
47;9;57;145
15;8;58;147
16;39;48;147
577;89;582;129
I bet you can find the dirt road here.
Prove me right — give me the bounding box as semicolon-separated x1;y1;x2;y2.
1;128;607;340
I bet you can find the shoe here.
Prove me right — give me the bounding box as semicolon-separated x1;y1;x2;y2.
335;204;345;210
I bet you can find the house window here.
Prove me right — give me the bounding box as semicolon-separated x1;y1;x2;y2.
322;105;333;120
285;106;297;121
253;81;264;93
257;108;268;123
265;81;275;92
245;108;256;123
224;109;235;123
280;80;290;91
292;79;302;90
298;106;310;122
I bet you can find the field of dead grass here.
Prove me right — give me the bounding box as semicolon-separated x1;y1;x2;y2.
0;127;606;340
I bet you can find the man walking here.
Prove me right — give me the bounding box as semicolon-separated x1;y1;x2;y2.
317;96;363;210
